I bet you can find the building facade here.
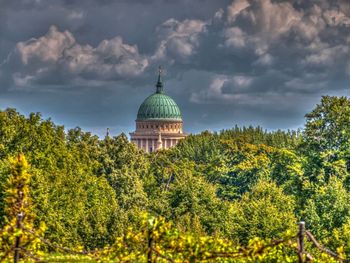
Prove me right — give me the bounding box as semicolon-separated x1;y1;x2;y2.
130;70;187;152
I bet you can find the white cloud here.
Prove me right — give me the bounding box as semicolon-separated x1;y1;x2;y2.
323;9;350;27
190;71;319;110
232;75;253;87
12;73;35;87
303;45;349;66
254;53;273;66
295;5;325;41
224;0;303;43
12;26;149;85
64;36;148;77
5;0;350;100
224;27;246;48
153;18;207;61
223;0;305;63
17;26;75;64
219;0;350;79
227;0;250;23
253;0;302;39
214;8;224;20
191;75;228;103
284;77;328;93
68;10;84;20
191;74;254;104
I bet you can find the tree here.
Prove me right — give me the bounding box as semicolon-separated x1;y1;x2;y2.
98;134;150;225
166;167;233;236
302;177;350;240
304;96;350;152
230;180;296;244
302;96;350;183
31;168;122;249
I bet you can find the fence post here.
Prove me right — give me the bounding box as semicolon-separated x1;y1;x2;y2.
14;211;24;263
297;221;305;263
147;226;153;263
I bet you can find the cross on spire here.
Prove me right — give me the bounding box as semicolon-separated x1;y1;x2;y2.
156;66;164;93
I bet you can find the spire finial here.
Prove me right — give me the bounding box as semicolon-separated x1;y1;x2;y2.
156;66;163;93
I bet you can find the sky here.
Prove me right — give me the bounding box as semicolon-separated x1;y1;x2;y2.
1;0;350;137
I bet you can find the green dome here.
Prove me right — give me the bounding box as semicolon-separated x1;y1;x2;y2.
137;93;182;121
137;67;182;121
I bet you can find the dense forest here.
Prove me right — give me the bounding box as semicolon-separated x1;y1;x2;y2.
1;96;350;262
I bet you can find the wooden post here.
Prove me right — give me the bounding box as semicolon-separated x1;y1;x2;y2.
14;211;23;263
297;221;305;263
147;227;153;263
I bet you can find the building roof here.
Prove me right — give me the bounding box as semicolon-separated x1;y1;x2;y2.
136;68;182;121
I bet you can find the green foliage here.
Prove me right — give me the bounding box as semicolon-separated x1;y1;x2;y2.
304;96;350;152
302;177;350;240
35;216;343;262
219;125;301;149
302;96;350;183
0;110;124;249
1;94;350;261
0;154;46;261
98;134;149;225
166;166;232;236
230;180;297;244
170;137;303;202
93;215;299;263
0;169;341;262
32;168;121;248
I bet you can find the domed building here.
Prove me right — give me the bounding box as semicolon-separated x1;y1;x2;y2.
130;70;187;152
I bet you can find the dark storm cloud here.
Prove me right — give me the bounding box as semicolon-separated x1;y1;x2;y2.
1;0;350;136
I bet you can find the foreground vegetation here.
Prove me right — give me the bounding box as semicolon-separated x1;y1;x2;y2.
1;96;350;261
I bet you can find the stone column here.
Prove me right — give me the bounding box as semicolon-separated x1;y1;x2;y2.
157;132;162;150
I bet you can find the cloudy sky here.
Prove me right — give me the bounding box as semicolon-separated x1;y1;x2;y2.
1;0;350;136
